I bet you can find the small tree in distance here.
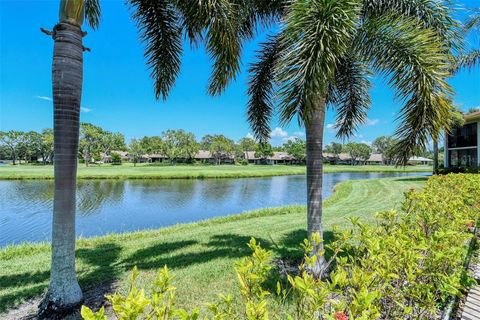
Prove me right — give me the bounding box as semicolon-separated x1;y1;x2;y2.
325;142;343;164
344;142;372;165
128;139;145;167
283;138;306;163
372;136;395;165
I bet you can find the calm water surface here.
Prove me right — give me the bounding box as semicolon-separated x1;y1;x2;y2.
0;172;428;246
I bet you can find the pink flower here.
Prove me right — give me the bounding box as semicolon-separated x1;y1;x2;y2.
334;311;348;320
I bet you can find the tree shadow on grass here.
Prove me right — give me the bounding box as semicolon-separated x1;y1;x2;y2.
0;242;124;314
0;271;49;291
393;176;429;182
123;234;271;271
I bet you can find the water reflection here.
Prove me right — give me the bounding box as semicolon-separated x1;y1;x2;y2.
0;172;428;246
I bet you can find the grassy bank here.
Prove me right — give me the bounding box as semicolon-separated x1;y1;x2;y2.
0;176;426;314
0;163;432;180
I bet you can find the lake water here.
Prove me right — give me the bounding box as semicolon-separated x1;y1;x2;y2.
0;172;428;246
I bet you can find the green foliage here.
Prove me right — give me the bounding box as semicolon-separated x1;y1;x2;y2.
81;174;480;320
343;143;372;165
140;136;163;155
371;136;395;164
246;0;457;164
203;135;235;165
282;138;306;163
239;137;258;155
324;142;343;164
0;130;24;164
128;138;146;166
162;130;199;163
254;143;274;160
79;123;125;166
110;152;122;165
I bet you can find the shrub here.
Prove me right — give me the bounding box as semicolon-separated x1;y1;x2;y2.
82;174;480;319
111;152;122;165
236;158;249;165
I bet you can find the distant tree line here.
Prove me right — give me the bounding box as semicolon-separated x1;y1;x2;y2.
1;126;436;166
0;129;54;165
324;135;442;166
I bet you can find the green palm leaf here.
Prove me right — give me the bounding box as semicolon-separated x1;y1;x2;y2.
84;0;101;30
247;35;281;142
330;55;372;138
129;0;183;100
277;0;361;125
358;16;452;163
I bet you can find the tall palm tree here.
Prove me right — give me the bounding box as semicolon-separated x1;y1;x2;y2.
39;0;242;317
220;0;458;276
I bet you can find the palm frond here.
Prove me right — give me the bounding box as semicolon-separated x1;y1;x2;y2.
247;35;281;142
464;10;480;32
453;49;480;72
201;0;243;96
330;55;372;138
277;0;361;126
170;1;205;47
84;0;101;29
362;0;461;51
175;0;284;96
358;16;452;164
129;0;183;100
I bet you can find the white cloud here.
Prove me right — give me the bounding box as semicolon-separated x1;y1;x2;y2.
35;95;52;101
365;118;379;126
81;107;92;113
361;140;372;145
270;127;289;138
326;123;334;129
246;133;255;139
282;136;297;143
268;128;305;145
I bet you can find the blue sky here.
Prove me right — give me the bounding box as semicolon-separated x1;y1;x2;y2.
1;0;479;146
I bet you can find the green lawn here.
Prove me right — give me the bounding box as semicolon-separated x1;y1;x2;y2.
0;163;432;180
0;176;426;314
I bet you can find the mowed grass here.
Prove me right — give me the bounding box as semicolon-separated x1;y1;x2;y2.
0;176;426;313
0;163;432;180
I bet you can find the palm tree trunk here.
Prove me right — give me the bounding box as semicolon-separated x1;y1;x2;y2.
305;93;327;277
39;22;84;319
433;138;439;175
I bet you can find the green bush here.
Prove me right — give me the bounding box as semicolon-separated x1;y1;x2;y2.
111;152;122;165
236;158;249;166
82;174;480;320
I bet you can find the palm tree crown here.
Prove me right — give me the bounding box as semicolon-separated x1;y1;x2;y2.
244;0;458;163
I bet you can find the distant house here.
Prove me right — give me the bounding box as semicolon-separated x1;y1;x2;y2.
324;153;382;165
444;111;480;168
101;150;129;163
194;150;235;164
245;151;296;165
147;153;168;163
407;156;433;166
324;153;432;165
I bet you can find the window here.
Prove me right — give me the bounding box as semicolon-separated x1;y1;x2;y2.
448;148;478;168
447;123;477;148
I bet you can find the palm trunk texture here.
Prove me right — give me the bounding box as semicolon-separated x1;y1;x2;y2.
38;22;84;319
305;93;327;277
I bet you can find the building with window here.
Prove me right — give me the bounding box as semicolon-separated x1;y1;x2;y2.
444;111;480;168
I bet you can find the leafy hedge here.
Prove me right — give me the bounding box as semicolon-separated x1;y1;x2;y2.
82;174;480;320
